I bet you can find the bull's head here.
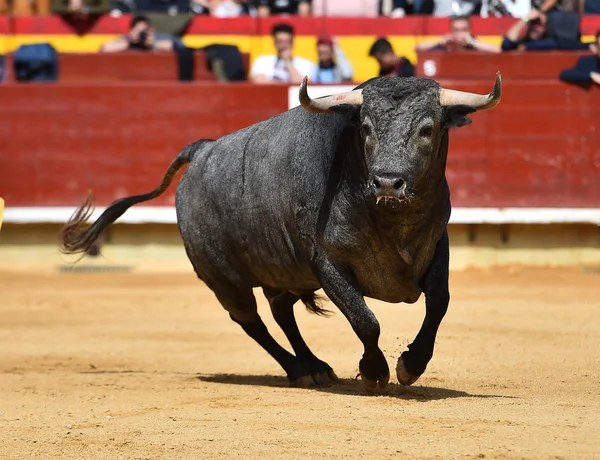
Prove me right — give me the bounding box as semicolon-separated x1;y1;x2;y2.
298;74;501;207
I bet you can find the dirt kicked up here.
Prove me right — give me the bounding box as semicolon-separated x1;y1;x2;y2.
0;267;599;459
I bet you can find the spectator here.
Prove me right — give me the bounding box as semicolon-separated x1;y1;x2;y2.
483;0;531;18
559;30;600;85
212;0;257;16
532;0;584;14
51;0;110;17
136;0;191;13
586;0;600;14
433;0;482;16
249;23;316;84
415;15;501;53
380;0;434;16
501;9;594;51
100;15;181;52
256;0;311;16
368;37;414;78
312;36;353;83
191;0;212;14
380;0;406;16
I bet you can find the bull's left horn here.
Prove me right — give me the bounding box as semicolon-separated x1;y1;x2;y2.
439;72;502;111
299;76;364;114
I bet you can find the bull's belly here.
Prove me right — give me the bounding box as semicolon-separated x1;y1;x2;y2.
248;262;321;291
355;267;423;304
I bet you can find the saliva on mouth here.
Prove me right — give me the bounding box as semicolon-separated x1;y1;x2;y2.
376;196;401;210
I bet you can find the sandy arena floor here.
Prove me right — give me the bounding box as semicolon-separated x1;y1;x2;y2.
0;267;599;459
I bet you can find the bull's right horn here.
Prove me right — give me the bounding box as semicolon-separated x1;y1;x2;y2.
299;76;364;114
439;72;502;111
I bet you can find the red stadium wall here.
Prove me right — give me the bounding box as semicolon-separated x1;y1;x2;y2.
0;83;288;207
1;80;599;209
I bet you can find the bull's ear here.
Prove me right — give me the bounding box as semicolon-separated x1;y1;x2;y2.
443;105;476;128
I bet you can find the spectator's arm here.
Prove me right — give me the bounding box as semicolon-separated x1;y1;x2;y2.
525;39;558;50
538;0;558;12
249;56;272;83
557;40;596;51
415;39;446;51
501;37;519;51
469;38;501;53
286;60;307;84
191;0;212;13
154;39;174;52
560;68;595;83
100;38;129;53
297;0;311;16
333;43;354;81
559;58;599;83
505;18;528;43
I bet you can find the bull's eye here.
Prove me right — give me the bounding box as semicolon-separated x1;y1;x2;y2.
419;125;433;138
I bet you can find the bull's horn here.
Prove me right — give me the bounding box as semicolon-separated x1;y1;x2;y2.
299;76;364;114
440;72;502;111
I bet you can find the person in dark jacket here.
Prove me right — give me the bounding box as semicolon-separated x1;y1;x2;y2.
560;30;600;84
368;37;414;78
502;9;595;51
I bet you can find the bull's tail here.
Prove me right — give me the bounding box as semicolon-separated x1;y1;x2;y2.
300;292;332;317
58;139;213;257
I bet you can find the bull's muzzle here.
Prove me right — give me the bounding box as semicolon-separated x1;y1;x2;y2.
372;174;408;204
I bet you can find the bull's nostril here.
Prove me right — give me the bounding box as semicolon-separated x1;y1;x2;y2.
394;180;406;190
373;179;381;189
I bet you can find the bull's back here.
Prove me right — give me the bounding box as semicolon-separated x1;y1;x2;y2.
175;110;337;290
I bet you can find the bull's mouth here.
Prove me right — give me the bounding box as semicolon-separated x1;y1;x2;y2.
375;194;413;207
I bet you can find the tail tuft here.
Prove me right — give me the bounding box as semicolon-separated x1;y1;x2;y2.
56;139;213;262
300;292;332;317
58;190;96;256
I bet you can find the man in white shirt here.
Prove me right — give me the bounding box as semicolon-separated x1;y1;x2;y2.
250;23;316;84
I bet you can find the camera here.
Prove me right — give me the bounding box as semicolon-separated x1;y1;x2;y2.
139;30;148;44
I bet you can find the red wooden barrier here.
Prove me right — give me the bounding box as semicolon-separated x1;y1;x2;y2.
1;81;599;208
0;83;289;207
439;79;600;208
416;51;588;80
3;51;250;82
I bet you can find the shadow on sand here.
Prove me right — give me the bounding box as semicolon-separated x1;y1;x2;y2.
195;373;519;401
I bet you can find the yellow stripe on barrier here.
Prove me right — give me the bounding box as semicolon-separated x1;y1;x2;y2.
1;34;592;82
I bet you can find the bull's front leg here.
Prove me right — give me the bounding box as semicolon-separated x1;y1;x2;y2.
397;230;450;386
317;259;389;390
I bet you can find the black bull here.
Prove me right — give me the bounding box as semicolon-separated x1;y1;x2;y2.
58;74;502;390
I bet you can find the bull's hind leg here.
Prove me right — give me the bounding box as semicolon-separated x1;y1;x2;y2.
211;285;301;381
263;288;338;386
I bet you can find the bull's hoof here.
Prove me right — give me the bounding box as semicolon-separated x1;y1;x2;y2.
359;350;390;391
359;369;390;391
396;353;421;386
288;359;339;387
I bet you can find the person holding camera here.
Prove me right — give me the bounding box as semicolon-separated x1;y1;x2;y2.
501;9;596;51
100;15;178;52
501;9;554;50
